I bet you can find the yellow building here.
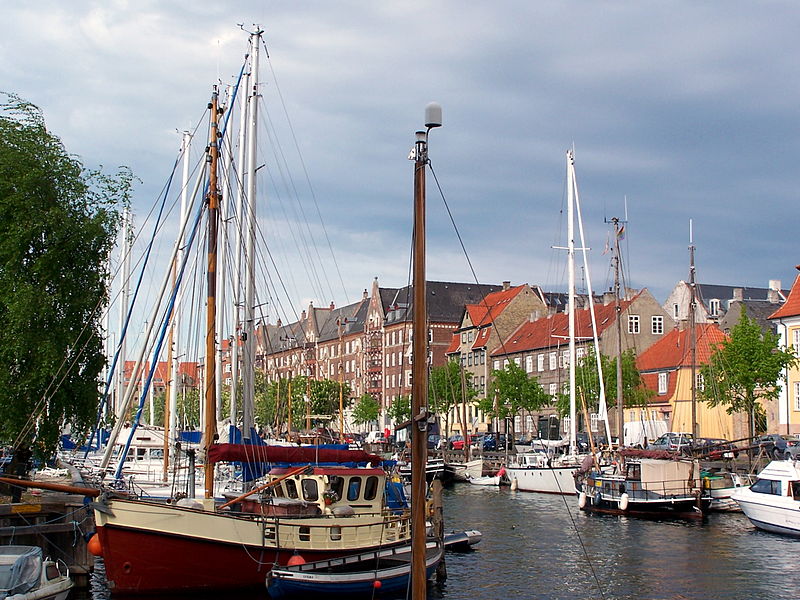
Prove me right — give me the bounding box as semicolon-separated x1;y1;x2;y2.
769;267;800;436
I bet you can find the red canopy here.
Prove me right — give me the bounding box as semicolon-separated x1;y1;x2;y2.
207;443;384;465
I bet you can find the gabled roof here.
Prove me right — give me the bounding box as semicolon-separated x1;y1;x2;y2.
472;326;492;350
383;281;502;326
769;270;800;320
636;324;727;372
445;332;460;354
315;299;368;343
697;283;787;303
465;285;526;327
491;296;635;356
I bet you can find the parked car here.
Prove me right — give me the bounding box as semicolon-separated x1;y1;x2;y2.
470;435;496;451
689;437;739;460
755;434;799;459
427;434;442;450
649;432;694;453
364;431;387;445
447;435;465;450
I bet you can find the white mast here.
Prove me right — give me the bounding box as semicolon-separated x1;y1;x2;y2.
115;207;131;416
241;28;261;440
566;151;577;457
230;45;252;425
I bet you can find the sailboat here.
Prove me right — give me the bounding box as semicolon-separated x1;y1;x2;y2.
89;31;414;595
505;150;606;495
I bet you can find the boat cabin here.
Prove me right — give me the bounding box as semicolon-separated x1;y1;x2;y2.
226;466;391;517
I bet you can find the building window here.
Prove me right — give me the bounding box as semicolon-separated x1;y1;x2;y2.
493;360;500;370
658;372;668;395
709;299;720;317
549;383;558;397
525;355;533;373
461;332;467;343
480;351;485;365
514;357;521;368
576;347;585;359
696;373;704;392
467;353;473;367
794;382;800;411
549;352;557;370
673;303;679;319
652;316;664;335
562;416;571;434
468;330;474;342
537;354;544;372
562;350;569;368
793;329;800;351
628;315;640;334
590;413;598;432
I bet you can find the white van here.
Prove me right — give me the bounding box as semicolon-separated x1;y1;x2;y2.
364;431;387;444
624;420;668;448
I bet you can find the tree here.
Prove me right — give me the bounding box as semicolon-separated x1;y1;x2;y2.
479;362;549;436
429;360;475;433
351;394;380;427
386;394;411;424
556;348;651;420
699;309;797;439
0;95;129;458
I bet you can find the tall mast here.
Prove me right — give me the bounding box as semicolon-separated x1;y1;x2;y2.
689;220;697;440
115;207;131;416
241;28;262;440
566;151;577;457
216;85;233;421
613;217;625;444
410;102;441;600
230;49;251;425
204;88;220;499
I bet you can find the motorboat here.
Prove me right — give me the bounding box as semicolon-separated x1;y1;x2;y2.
702;470;754;512
0;546;73;600
732;459;800;536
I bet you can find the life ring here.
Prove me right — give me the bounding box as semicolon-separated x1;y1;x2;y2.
619;493;629;511
578;491;587;509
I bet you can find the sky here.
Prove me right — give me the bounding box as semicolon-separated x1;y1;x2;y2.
4;1;800;328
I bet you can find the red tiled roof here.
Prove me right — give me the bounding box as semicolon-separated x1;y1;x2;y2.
491;297;634;356
769;270;800;319
466;285;525;328
445;332;460;354
636;324;727;372
472;327;491;349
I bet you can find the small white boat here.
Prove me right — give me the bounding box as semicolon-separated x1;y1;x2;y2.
0;546;73;600
702;470;754;511
468;467;506;486
732;459;800;536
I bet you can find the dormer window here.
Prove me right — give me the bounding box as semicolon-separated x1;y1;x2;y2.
709;299;720;317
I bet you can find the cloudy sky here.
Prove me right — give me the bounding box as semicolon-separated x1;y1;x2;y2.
4;1;799;323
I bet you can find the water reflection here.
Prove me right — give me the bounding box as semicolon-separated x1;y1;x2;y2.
87;485;800;599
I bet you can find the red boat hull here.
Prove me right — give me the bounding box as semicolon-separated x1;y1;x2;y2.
96;523;359;594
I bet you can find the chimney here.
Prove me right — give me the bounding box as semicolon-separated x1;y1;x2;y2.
329;301;335;310
301;310;306;320
602;291;615;305
503;280;511;291
733;288;743;302
363;289;368;300
768;280;782;304
276;318;282;327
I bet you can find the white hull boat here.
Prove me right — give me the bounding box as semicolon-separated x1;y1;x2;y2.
733;460;800;536
507;453;580;495
0;546;73;600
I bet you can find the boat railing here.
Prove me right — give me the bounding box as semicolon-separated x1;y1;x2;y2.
266;510;412;550
605;477;703;500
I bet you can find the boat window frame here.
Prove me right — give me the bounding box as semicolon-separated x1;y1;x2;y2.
301;478;319;502
285;478;299;499
750;477;781;496
364;476;379;500
347;476;362;501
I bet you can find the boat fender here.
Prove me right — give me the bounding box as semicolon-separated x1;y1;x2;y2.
594;492;602;505
287;554;306;566
510;477;519;491
373;580;382;589
619;493;629;511
87;533;102;556
578;491;587;509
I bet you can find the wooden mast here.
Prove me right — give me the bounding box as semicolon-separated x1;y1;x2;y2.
411;102;441;600
689;221;698;441
204;89;220;499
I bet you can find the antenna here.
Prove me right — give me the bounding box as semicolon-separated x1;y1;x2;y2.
425;102;442;129
689;218;694;245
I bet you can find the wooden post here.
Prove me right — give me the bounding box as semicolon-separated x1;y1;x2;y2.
431;479;447;582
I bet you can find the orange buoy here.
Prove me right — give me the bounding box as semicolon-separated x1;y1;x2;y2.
373;580;382;589
287;554;306;566
87;534;102;556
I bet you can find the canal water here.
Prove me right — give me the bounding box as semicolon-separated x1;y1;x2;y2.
90;484;799;599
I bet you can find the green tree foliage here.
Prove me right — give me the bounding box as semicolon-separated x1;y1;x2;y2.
255;375;351;432
699;309;797;439
351;394;380;426
0;95;130;457
386;394;411;424
479;362;549;430
556;348;651;418
429;360;475;416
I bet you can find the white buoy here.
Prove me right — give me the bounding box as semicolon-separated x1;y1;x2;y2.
511;477;519;491
578;491;587;509
619;493;629;511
